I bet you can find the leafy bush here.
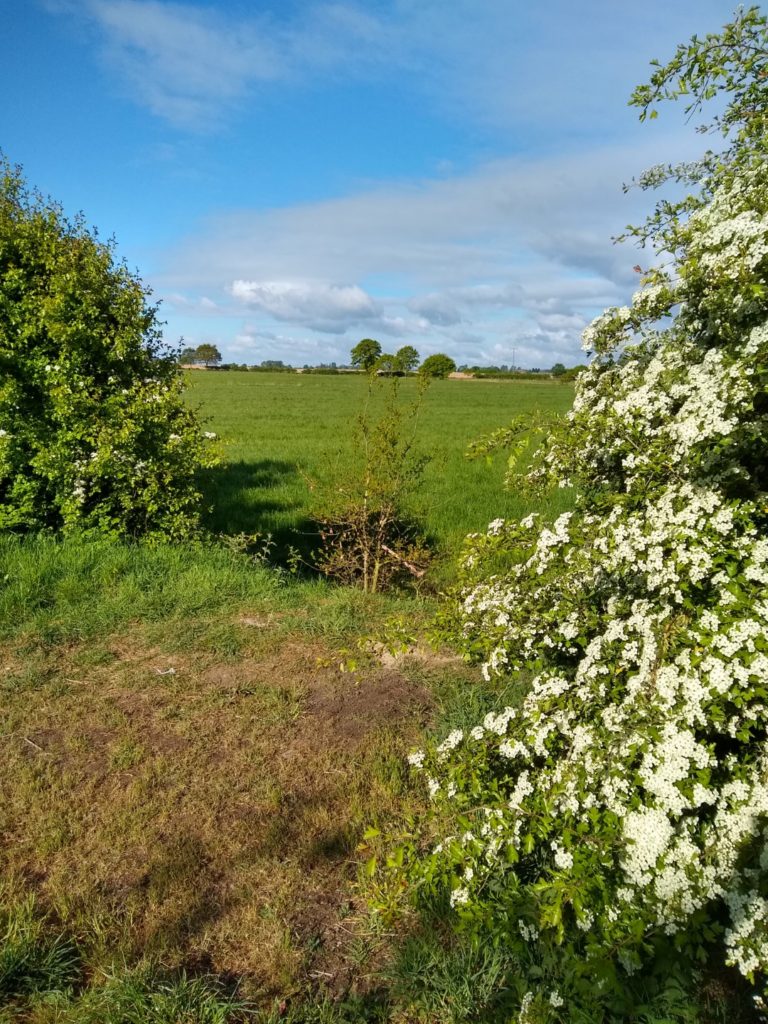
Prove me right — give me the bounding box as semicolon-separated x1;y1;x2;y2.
383;10;768;1020
0;157;216;540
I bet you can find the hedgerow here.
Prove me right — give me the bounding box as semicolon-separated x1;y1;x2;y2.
0;157;216;540
386;9;768;1020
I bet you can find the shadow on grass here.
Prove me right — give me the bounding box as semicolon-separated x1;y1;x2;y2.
199;459;300;534
199;458;444;588
199;458;323;570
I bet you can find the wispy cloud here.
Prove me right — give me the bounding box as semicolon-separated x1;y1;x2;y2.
54;0;400;129
157;132;699;365
50;0;733;135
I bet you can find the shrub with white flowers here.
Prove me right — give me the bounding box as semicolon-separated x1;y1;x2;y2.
388;10;768;1020
0;157;216;540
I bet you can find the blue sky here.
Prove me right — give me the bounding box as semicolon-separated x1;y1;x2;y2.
2;0;738;367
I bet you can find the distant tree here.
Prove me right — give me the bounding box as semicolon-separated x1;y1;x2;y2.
419;353;457;379
260;359;286;368
194;343;222;367
179;346;197;365
350;338;382;370
375;353;402;376
395;345;419;373
550;361;567;376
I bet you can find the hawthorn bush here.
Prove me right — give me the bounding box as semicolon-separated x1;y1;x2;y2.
385;9;768;1021
0;158;216;540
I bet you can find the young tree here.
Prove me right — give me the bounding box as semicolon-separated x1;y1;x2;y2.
418;353;456;378
193;343;222;367
0;157;216;540
178;346;197;365
387;9;768;1018
350;337;382;370
309;374;431;592
395;344;419;373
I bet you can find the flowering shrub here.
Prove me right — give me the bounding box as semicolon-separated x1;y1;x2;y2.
0;158;216;540
387;11;768;1020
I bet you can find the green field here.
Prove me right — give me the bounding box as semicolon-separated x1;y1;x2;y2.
185;370;574;554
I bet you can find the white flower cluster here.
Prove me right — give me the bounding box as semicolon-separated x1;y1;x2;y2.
403;164;768;1013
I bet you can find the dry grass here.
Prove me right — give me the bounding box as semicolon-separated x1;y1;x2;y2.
0;607;451;1006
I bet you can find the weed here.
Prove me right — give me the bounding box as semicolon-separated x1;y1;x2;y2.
0;895;79;1001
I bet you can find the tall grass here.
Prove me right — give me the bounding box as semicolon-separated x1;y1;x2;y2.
0;897;78;1002
0;895;246;1023
0;534;434;654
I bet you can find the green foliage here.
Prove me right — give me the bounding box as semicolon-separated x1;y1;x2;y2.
465;409;562;491
193;343;222;367
419;354;456;379
623;5;768;252
350;338;382;370
0;896;79;1000
630;5;768;164
373;352;402;376
558;364;587;382
0;157;216;540
309;375;432;592
395;345;420;373
381;10;768;1021
549;362;566;376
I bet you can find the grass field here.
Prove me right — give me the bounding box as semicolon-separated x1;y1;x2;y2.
184;371;574;556
0;373;575;1022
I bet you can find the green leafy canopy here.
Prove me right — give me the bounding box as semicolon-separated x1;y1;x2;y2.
0;156;217;540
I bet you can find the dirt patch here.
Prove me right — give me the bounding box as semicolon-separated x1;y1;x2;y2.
304;668;431;748
371;641;465;671
0;629;435;1000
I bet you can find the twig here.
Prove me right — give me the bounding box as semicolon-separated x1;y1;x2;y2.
23;736;46;754
381;544;426;577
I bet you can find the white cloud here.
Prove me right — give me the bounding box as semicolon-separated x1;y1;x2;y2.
153;133;700;364
75;0;284;127
54;0;733;135
58;0;401;129
408;294;464;327
230;280;380;333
